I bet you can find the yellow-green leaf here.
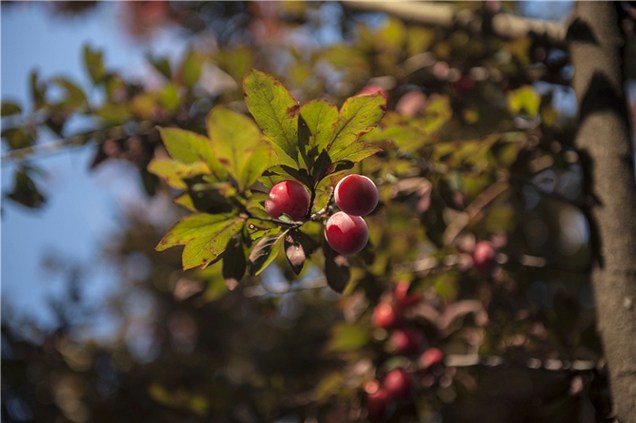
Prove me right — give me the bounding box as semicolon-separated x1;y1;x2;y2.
508;85;540;118
156;214;244;270
148;158;210;189
243;69;299;166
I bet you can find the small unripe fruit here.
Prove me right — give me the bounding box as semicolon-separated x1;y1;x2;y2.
363;380;394;422
388;328;424;356
264;180;310;221
324;211;369;255
472;240;497;274
383;368;414;401
334;174;379;216
372;302;400;329
419;347;444;369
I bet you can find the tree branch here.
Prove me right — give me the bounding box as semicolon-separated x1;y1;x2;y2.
568;2;636;422
340;1;566;47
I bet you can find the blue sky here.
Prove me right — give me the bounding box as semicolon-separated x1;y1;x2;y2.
1;3;185;330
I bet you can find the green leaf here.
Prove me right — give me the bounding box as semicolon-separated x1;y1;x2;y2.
508;85;540;118
147;54;172;80
179;48;204;87
222;236;246;290
243;69;299;166
1;101;22;117
159;128;227;180
2;127;34;149
156;214;244;270
284;230;317;275
52;77;88;109
83;44;106;84
247;229;286;276
324;242;350;293
147;158;210;189
326;323;370;352
7;168;46;209
206;106;271;189
30;70;47;110
299;100;338;162
325;93;386;154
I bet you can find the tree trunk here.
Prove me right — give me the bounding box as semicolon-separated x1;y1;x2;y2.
568;2;636;422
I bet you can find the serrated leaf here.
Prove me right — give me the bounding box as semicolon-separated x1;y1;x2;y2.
324;242;350;293
247;229;286;276
159;128;227;181
326;323;370;352
325;94;386;155
243;69;299;166
222;236;246;290
299;100;339;165
206;106;271;190
328;139;381;165
1;101;22;117
156;214;244;270
83;44;106;84
148;158;210;189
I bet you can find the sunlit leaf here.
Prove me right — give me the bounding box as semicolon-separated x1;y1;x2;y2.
147;158;210;189
243;69;299;166
159;128;227;181
156;214;244;270
508;85;540;118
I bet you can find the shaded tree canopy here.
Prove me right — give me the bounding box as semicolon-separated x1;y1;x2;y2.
2;2;635;423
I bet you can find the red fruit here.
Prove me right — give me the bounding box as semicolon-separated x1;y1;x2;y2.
383;368;414;400
324;211;369;255
264;180;310;221
363;380;394;422
372;302;400;329
419;347;444;369
393;281;422;308
388;328;424;356
334;174;379;217
453;75;476;95
472;240;497;274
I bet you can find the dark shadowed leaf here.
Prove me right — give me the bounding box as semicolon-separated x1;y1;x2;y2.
324;242;350;293
6;169;46;209
284;230;317;275
1;101;22;117
222;236;246;290
147;53;172;80
247;229;287;276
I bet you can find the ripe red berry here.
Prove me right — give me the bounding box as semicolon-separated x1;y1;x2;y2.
453;75;476;95
419;347;444;369
264;180;310;221
383;368;414;401
472;240;497;274
324;211;369;255
393;281;422;308
372;302;400;329
334;174;379;216
363;380;394;422
388;328;424;356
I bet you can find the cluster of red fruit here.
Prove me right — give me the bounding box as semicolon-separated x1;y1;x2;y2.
365;282;445;421
264;174;379;255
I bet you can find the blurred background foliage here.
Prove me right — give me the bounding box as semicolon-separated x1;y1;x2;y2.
2;1;635;422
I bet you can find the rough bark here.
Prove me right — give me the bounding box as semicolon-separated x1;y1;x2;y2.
568;2;636;422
